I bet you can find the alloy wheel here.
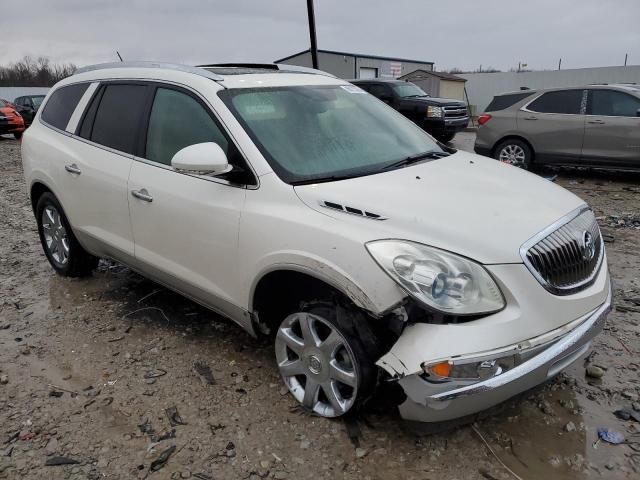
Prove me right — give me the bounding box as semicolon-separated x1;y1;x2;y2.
275;312;359;417
498;144;527;167
41;205;70;265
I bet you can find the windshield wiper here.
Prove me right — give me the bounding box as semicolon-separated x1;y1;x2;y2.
291;173;363;186
381;150;449;171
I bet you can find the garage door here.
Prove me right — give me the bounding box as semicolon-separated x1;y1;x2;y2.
359;67;378;79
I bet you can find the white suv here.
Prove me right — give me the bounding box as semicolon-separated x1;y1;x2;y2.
21;62;611;423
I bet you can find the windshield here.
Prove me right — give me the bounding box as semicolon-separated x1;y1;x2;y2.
32;96;45;108
392;83;428;98
219;85;443;184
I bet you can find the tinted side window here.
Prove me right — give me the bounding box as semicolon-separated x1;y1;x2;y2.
90;84;148;154
369;84;390;99
145;88;229;166
485;92;534;112
589;90;640;117
527;90;583;115
40;83;89;130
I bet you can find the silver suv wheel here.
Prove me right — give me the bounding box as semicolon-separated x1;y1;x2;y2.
275;312;359;417
42;205;70;265
498;144;526;167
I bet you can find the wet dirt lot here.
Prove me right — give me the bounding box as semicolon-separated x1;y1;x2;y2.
1;132;639;480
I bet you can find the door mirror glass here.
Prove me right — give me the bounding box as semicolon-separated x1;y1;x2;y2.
171;142;231;175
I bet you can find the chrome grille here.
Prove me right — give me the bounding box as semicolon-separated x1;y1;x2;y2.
521;207;603;295
444;105;468;118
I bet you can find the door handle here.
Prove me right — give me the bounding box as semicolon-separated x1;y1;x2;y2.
131;188;153;203
64;163;81;175
523;116;538;121
588;119;605;124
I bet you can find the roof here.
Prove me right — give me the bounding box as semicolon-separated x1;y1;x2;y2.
399;69;466;82
275;49;434;66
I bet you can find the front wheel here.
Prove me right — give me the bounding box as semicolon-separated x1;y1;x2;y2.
35;192;99;277
494;139;533;169
275;302;375;417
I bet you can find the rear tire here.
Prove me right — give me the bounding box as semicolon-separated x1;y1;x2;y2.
275;301;376;418
35;192;98;277
494;139;532;170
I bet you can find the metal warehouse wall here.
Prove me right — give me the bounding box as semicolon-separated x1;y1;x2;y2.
278;52;432;79
0;87;49;102
460;66;640;114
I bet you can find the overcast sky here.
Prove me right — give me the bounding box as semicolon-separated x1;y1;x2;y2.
1;0;638;72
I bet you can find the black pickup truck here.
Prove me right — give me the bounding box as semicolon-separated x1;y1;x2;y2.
350;79;469;143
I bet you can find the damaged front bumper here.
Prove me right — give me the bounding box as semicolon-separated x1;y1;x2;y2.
393;284;612;423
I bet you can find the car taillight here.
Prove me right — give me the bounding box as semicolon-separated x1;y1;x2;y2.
478;114;492;126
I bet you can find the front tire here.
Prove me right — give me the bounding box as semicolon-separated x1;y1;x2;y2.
35;192;98;277
275;302;375;418
494;139;532;169
437;132;456;143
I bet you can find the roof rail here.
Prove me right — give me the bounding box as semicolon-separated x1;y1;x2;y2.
75;61;224;81
197;62;336;78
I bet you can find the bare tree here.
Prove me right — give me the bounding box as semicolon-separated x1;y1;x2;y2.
0;56;76;87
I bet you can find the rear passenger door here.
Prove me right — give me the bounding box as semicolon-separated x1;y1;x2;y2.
61;82;150;261
582;89;640;167
519;89;586;164
127;84;251;324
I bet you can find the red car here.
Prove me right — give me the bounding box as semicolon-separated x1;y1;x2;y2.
0;98;25;139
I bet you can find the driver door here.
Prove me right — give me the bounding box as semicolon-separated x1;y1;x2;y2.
128;84;251;325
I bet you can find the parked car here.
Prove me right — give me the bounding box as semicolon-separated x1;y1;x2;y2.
14;94;46;126
351;79;469;143
0;98;25;139
21;62;611;424
475;84;640;170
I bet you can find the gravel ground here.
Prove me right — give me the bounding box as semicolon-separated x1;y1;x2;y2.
1;132;639;479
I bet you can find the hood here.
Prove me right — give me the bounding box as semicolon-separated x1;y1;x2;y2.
294;151;585;264
406;96;465;106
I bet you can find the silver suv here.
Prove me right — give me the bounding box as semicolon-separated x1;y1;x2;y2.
474;84;640;170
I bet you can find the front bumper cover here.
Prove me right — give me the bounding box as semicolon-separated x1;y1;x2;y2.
396;284;612;423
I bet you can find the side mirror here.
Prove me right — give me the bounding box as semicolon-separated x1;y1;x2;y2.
171;142;232;175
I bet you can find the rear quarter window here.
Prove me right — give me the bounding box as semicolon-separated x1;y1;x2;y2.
485;92;534;112
40;83;89;130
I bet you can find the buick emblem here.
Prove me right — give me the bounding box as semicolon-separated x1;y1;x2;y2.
581;231;596;261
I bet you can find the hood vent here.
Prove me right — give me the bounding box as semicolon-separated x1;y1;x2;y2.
321;201;387;221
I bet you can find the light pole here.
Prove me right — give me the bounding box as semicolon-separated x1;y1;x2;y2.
307;0;319;69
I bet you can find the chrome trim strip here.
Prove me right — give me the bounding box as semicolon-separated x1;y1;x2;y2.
428;283;612;402
519;205;604;295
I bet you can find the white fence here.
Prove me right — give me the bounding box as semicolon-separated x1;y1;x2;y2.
0;87;49;103
460;66;640;114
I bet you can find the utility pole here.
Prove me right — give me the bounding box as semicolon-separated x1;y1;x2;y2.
306;0;319;69
558;58;562;70
624;53;628;66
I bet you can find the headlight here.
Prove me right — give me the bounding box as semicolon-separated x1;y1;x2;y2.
366;240;505;315
426;106;443;118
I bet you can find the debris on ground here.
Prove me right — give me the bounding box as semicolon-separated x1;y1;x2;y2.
192;361;216;385
597;428;625;445
165;406;187;426
613;407;640;422
45;456;81;466
585;365;605;379
149;445;176;472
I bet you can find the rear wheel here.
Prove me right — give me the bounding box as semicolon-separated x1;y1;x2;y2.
35;192;98;277
494;139;532;169
275;302;375;417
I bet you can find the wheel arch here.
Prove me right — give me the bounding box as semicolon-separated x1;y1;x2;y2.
249;264;381;334
30;180;54;213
